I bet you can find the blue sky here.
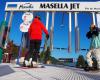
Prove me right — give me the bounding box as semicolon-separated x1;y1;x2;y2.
0;0;100;60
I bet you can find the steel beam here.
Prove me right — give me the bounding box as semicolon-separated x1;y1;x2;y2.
50;12;55;51
4;11;14;48
68;12;72;53
0;12;8;46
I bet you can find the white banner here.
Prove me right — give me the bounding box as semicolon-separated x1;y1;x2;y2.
20;22;31;32
5;2;100;12
96;13;100;28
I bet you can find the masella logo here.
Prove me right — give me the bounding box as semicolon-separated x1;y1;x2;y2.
19;3;34;9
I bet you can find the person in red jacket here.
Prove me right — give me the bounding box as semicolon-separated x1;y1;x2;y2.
24;16;49;67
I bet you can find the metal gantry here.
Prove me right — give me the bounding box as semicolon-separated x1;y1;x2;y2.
1;1;100;52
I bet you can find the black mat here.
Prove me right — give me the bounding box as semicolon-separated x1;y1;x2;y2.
0;65;15;77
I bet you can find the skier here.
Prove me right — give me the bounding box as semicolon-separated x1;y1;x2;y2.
24;16;49;67
85;24;100;71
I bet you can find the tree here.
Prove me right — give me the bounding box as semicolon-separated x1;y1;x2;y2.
44;47;51;64
12;45;19;59
40;47;51;64
76;55;86;68
40;50;45;63
50;56;59;64
4;41;19;60
40;46;59;64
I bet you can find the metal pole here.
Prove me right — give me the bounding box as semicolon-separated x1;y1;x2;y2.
92;12;96;25
96;12;100;28
44;12;49;51
4;12;8;21
77;27;80;52
75;12;77;53
50;12;55;51
0;12;8;46
46;12;49;30
17;33;24;65
4;11;14;48
68;12;72;53
75;12;80;53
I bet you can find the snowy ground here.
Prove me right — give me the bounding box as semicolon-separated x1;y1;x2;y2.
0;63;100;80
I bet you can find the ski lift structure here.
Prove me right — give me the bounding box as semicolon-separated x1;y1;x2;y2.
1;1;100;54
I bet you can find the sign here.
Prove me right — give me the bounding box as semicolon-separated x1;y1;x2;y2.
20;12;33;32
22;12;33;22
20;22;31;32
5;2;100;12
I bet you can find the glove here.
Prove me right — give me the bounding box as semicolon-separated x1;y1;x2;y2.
86;31;92;39
46;35;49;40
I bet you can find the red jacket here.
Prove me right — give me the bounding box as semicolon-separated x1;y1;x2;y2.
28;18;49;40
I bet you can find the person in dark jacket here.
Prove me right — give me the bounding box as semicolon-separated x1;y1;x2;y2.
24;16;49;67
86;24;99;49
85;24;100;71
